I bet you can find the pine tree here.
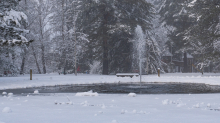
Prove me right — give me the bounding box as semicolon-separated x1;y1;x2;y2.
159;0;194;60
0;0;30;46
0;0;31;75
76;0;154;74
184;0;220;71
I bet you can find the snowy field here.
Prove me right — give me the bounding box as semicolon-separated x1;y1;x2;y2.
1;93;220;123
1;73;220;90
1;73;220;123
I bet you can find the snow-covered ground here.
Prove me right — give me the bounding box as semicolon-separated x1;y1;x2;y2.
1;93;220;123
1;73;220;90
1;73;220;123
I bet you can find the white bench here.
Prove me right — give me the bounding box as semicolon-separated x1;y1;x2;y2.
116;73;139;78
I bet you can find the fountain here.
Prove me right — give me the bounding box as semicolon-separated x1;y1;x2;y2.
133;25;146;83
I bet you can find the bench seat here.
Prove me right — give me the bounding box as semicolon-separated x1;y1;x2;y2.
116;73;139;78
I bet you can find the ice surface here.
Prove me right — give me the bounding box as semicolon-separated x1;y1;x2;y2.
1;73;220;90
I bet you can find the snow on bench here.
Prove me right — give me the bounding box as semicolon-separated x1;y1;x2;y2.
116;73;139;78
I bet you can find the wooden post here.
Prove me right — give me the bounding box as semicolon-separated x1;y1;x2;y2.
30;69;32;80
158;68;160;77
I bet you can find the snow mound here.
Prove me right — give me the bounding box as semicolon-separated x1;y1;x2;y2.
2;92;7;95
162;99;169;105
177;103;185;107
112;120;118;123
194;103;200;108
76;91;98;96
54;100;58;105
128;93;136;97
66;101;73;105
2;107;12;113
81;101;89;106
34;90;39;94
8;93;13;96
207;103;211;108
133;110;137;113
101;104;106;109
121;109;125;114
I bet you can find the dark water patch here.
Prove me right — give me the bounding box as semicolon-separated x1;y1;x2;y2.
1;82;220;95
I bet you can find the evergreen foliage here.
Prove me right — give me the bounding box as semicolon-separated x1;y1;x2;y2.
76;0;154;74
2;0;220;75
159;0;194;60
0;0;30;75
183;0;220;70
0;0;30;46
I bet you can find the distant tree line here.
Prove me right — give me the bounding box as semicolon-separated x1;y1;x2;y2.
0;0;220;75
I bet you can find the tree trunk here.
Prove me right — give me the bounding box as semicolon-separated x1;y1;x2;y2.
102;39;109;75
183;52;188;73
61;0;67;75
102;13;109;75
20;0;28;75
20;48;27;75
31;45;41;74
63;54;67;75
39;0;46;74
41;44;46;74
146;53;149;75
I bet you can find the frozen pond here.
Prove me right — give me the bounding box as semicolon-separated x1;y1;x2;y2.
1;82;220;95
1;73;220;91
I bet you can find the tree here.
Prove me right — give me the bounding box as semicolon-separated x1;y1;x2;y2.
26;0;54;74
0;0;30;46
159;0;194;61
76;0;154;74
184;0;220;72
0;0;31;75
18;0;56;74
50;0;89;75
18;0;43;74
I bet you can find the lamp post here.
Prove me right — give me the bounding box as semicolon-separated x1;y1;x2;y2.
139;57;142;84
